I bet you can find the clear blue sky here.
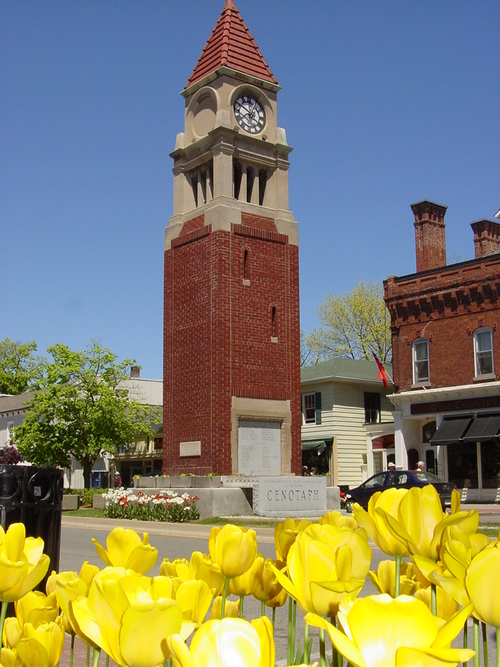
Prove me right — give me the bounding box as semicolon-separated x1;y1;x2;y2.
2;1;498;378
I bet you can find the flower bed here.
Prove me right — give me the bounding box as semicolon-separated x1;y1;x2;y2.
102;487;200;522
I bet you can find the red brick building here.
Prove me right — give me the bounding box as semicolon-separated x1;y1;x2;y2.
163;1;301;476
384;201;500;501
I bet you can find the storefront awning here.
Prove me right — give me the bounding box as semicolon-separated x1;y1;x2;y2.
430;416;473;446
301;439;327;451
462;414;500;443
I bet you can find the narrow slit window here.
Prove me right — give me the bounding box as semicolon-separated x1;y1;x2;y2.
243;249;248;280
272;306;276;337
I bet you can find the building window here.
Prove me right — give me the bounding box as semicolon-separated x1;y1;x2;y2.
413;339;430;384
302;392;321;424
364;392;381;424
474;328;494;377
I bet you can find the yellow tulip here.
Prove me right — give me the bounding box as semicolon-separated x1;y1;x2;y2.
378;486;479;561
92;527;157;573
0;646;21;667
52;563;100;637
465;540;500;627
70;566;182;667
160;557;189;579
306;595;475;667
319;510;363;534
209;525;257;578
211;595;240;619
15;591;59;628
272;523;371;616
0;524;50;602
15;621;65;667
2;590;59;650
353;489;409;557
252;558;284;604
274;518;311;561
228;554;264;597
368;560;418;597
166;617;274;667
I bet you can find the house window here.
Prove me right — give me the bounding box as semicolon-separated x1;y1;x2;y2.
474;328;494;376
364;393;381;424
413;339;430;384
302;392;321;424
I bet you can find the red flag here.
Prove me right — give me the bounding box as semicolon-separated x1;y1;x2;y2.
372;351;388;388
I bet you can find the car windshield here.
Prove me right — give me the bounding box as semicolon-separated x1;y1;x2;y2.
413;471;442;482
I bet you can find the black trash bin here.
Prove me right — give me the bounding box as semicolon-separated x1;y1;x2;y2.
0;465;64;588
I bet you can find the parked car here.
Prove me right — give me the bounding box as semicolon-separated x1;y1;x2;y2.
346;470;456;510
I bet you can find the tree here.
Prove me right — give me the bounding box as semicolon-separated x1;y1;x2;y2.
305;279;392;363
300;330;321;367
0;338;46;395
15;341;160;488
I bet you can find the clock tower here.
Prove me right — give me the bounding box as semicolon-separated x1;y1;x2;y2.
163;0;301;477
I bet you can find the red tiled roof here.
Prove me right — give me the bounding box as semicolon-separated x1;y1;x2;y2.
186;0;277;88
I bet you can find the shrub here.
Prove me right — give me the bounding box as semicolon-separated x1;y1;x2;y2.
102;488;200;522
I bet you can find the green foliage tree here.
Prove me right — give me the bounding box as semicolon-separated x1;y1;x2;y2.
305;279;392;364
15;341;160;488
0;338;46;395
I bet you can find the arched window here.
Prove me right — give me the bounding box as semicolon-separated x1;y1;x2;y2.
413;339;429;384
474;328;494;377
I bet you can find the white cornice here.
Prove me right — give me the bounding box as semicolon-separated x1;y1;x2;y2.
389;381;500;408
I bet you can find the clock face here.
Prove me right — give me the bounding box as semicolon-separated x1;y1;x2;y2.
234;95;266;134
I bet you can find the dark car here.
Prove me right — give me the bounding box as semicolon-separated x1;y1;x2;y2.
346;470;456;510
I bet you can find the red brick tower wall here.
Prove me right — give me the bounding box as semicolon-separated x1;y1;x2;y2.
163;213;301;475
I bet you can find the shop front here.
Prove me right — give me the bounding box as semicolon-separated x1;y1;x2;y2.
390;385;500;502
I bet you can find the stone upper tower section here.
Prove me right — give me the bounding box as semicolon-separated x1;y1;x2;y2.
186;0;278;88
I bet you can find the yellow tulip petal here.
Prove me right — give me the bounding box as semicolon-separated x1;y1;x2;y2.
251;616;275;667
176;580;213;624
5;555;50;601
120;599;182;667
79;561;100;586
5;524;26;563
91;538;112;567
305;613;367;667
190;618;261;667
124;545;158;575
2;618;22;649
71;596;121;663
396;646;476;666
348;595;439;667
432;603;473;648
23;537;45;567
166;633;196;667
16;638;50;667
466;546;500;627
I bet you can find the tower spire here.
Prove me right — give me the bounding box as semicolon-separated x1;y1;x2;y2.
186;1;277;87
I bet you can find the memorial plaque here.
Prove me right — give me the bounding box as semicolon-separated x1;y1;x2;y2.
254;476;327;516
238;421;281;476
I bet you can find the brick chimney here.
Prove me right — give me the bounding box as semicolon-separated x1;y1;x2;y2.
130;365;140;378
411;200;447;273
471;219;500;258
